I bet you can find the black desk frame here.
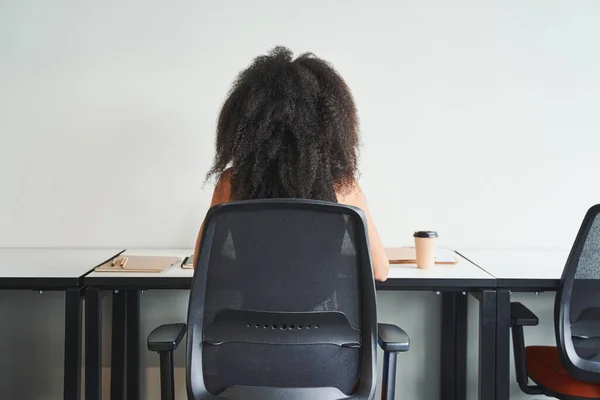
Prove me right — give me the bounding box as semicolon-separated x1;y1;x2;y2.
0;278;86;400
378;278;498;400
494;279;560;400
84;278;189;400
85;287;141;400
84;276;498;400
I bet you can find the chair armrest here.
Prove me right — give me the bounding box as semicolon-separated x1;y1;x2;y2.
510;304;543;395
147;323;187;352
510;302;539;327
378;323;410;352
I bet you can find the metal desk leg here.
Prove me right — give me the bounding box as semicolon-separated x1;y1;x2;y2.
456;292;467;397
85;287;102;400
478;290;497;400
440;292;467;400
496;290;511;400
64;288;83;400
110;290;126;400
126;290;140;400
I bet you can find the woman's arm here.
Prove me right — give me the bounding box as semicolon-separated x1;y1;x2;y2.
337;184;390;281
193;171;232;266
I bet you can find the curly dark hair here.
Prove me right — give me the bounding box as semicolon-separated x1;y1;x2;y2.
206;46;359;202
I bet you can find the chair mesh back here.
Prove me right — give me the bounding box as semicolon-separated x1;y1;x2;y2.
569;213;600;363
197;205;363;395
557;205;600;382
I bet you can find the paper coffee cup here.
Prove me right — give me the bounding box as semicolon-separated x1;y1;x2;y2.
414;231;438;269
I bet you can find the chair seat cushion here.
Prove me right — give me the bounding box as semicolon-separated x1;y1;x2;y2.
526;346;600;398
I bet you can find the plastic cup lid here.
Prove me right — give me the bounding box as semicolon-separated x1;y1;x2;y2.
414;231;438;238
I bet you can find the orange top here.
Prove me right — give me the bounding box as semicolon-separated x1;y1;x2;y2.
194;170;389;281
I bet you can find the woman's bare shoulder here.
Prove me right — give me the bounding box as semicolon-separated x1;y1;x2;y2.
217;168;233;186
212;168;233;205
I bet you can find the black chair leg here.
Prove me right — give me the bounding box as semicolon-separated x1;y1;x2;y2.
159;351;175;400
381;351;397;400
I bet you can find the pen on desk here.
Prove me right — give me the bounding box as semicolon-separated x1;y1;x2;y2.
120;257;129;268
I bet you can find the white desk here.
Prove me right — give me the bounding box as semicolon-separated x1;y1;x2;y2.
380;253;497;399
0;247;123;400
84;248;193;400
84;248;194;289
457;250;570;289
0;248;123;289
457;249;572;400
84;249;496;291
83;249;496;400
380;252;495;290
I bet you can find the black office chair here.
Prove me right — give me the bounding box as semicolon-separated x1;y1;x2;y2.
147;200;409;399
510;204;600;399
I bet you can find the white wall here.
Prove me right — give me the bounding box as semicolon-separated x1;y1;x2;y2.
2;0;600;249
1;0;599;399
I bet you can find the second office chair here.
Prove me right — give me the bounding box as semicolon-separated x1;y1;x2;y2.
510;204;600;399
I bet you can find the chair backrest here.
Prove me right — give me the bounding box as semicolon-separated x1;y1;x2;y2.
556;204;600;383
185;200;378;399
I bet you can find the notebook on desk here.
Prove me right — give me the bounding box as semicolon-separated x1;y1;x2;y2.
95;255;181;273
385;247;457;265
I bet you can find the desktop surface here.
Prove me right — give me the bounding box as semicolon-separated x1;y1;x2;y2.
84;248;193;289
85;249;494;291
458;249;570;289
0;248;123;289
378;252;495;290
